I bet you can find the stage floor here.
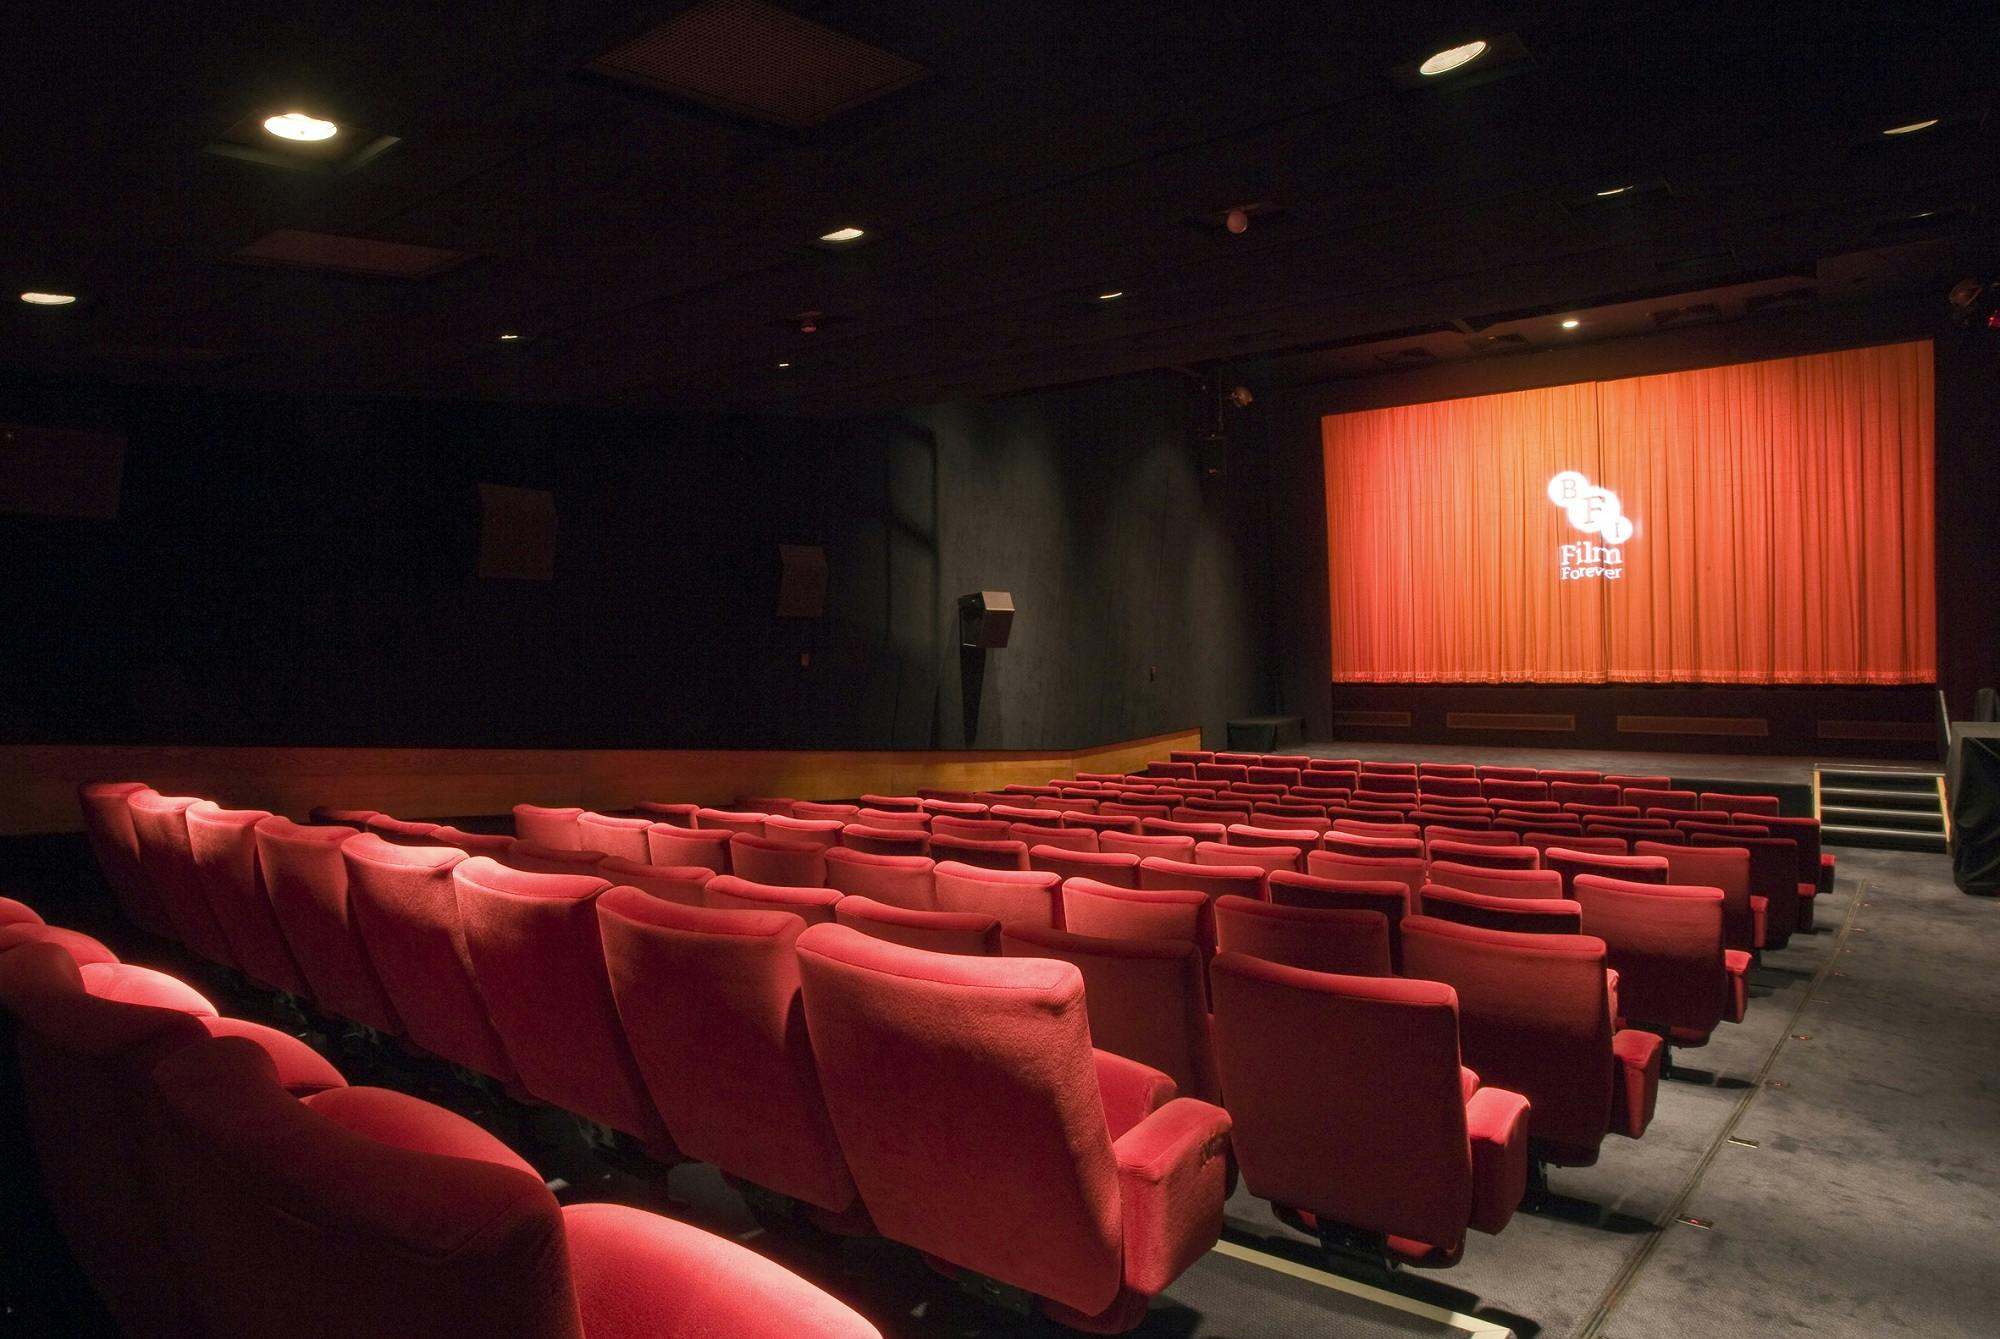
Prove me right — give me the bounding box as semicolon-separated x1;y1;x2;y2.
1296;740;1939;789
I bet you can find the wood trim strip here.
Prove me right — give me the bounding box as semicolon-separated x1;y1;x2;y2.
1618;715;1770;737
1445;712;1575;732
1331;710;1413;728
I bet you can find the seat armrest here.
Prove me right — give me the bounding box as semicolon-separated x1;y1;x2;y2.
1750;895;1768;950
1464;1086;1528;1236
1605;968;1621;1035
1111;1098;1232;1296
200;1017;346;1095
1094;1048;1176;1141
563;1203;880;1339
1723;949;1751;1024
1609;1029;1662;1138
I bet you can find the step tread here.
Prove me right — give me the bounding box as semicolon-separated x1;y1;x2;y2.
1822;823;1949;851
1820;804;1946;828
1818;769;1942;786
1819;786;1940;808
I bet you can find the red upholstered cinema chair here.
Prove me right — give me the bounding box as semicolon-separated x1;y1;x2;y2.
128;790;238;967
1418;885;1583;934
1144;817;1228;844
1215;752;1263;767
1168;750;1215;764
931;861;1064;928
1209;953;1527;1268
1306;850;1426;905
1707;792;1780;816
253;817;401;1033
1197;839;1302;876
514;804;584;849
853;808;929;832
1061;880;1213;958
79;781;174;937
0;914;120;967
1482;779;1549;805
1585;819;1683;846
1604;774;1670;790
835;895;1002;955
1001;926;1220;1104
1623;787;1696;811
576;813;654;861
1400;917;1660;1178
1248;767;1304;788
647;823;734;873
1360;761;1418;776
595;856;712;906
1063;811;1145;836
1427;840;1540;872
822;848;935;911
1749;814;1830;929
596;890;868;1220
1476;766;1536;782
1102;831;1196;861
841;824;932;857
796;924;1231;1331
1526;833;1626;858
186;801;311;996
1148;761;1198;779
146;1034;879;1339
991;803;1062;824
929;833;1030;870
1101;800;1172;820
364;815;440;846
449;858;670;1151
1552;782;1621;807
1331;817;1420;837
1196;763;1250;783
1425;861;1564;900
1417;763;1478;779
1572;875;1751;1055
1012;821;1098;853
860;794;923;812
1694;832;1801;948
341;835;515;1083
1032;846;1142;886
1321;831;1425;860
730;833;830;886
697;808;770;835
1640;841;1759;952
1267;871;1411;970
1226;822;1321;853
1545;847;1669;897
429;826;518;859
634;801;701;828
1138;857;1267;904
791;802;860;822
1212;896;1391;976
765;815;846;848
1419;824;1508;845
0;942;345;1339
1420;776;1484;801
704;875;842;925
508;842;609;876
1538;769;1602;785
929;814;1010;841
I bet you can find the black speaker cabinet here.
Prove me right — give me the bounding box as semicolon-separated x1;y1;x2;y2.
958;591;1014;648
776;544;828;618
477;484;557;581
1946;722;2000;895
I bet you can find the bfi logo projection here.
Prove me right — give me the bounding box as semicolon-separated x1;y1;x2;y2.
1547;470;1633;580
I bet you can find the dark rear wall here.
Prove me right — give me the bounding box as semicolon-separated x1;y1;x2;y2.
0;370;1268;751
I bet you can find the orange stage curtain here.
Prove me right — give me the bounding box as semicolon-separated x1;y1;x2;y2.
1323;340;1935;684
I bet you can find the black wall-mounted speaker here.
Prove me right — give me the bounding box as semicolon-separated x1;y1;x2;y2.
958;591;1015;648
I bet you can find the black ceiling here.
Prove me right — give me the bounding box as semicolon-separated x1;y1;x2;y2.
2;1;1996;415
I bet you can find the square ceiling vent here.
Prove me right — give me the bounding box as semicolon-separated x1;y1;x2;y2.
583;0;930;129
230;230;475;280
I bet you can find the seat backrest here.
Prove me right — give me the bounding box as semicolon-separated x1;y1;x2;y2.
78;781;168;935
1266;871;1410;968
129;790;238;966
1010;822;1098;853
512;804;583;850
763;815;847;848
926;833;1030;871
1537;769;1601;784
1545;848;1670;896
1641;842;1754;949
738;795;800;818
859;794;923;812
1571;876;1726;1040
853;807;930;831
506;841;608;876
834;895;1002;956
1417;884;1583;934
1209;953;1473;1251
594;856;712;906
364;815;440;846
449;858;662;1141
429;826;517;858
1212;895;1391;976
1400;917;1613;1162
931;815;1012;841
1419;776;1484;799
1060;879;1212;955
1623;787;1697;811
1137;856;1267;902
1706;792;1780;816
1030;845;1142;887
989;803;1061;824
576;812;654;861
1060;811;1144;835
1426;839;1540;871
1481;779;1549;804
1550;782;1620;807
596;890;859;1211
187;800;308;996
1425;861;1564;901
1304;850;1425;902
1603;774;1671;790
821;848;936;910
1330;818;1421;837
729;832;830;886
1693;833;1801;941
147;1036;588;1339
1001;925;1218;1105
790;802;860;822
1196;840;1301;875
703;874;842;924
253;817;402;1032
646;823;734;873
932;861;1064;928
341;835;512;1082
633;800;700;827
1526;833;1626;857
841;824;932;858
795;924;1128;1316
1142;817;1228;842
697;808;771;835
1747;814;1823;886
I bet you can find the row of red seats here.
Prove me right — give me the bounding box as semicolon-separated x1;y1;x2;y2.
0;895;876;1339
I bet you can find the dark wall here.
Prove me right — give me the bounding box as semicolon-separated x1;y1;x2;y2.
1261;296;2000;750
0;369;1268;751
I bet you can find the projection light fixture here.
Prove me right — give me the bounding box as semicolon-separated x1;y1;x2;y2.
19;291;77;306
264;112;339;141
819;226;865;242
1419;40;1487;76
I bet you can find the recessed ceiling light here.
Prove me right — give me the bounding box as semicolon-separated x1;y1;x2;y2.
498;333;521;342
19;291;77;306
263;111;339;142
1594;185;1633;197
819;226;865;243
1419;40;1487;77
1881;118;1938;136
775;361;792;368
1560;318;1581;329
1097;290;1124;301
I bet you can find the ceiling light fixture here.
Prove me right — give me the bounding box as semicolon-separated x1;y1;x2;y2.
498;333;521;342
1560;318;1581;329
1097;290;1124;301
819;226;865;243
19;291;77;306
1225;208;1249;235
1880;118;1938;136
1419;40;1487;76
263;111;339;142
776;361;792;368
1594;184;1633;197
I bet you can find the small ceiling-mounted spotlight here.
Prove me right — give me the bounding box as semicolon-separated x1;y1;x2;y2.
1225;207;1249;235
1226;384;1253;408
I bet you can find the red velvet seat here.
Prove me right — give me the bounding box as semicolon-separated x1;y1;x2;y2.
833;894;1002;955
576;813;654;861
1196;839;1302;875
730;832;830;886
341;835;514;1082
507;841;609;876
1401;917;1660;1167
595;856;712;906
147;1034;877;1339
597;890;864;1214
1209;953;1527;1266
635;800;701;827
695;808;771;835
821;848;934;910
514;804;585;850
1330;817;1421;837
1551;782;1620;807
1527;833;1626;857
1212;895;1391;976
429;825;518;858
1425;861;1564;900
1538;769;1602;784
1572;875;1750;1047
1011;821;1098;853
1747;814;1829;928
647;823;734;873
1420;776;1484;800
1545;847;1670;897
1623;787;1697;811
860;793;923;812
450;858;667;1146
990;803;1062;824
1481;779;1549;805
0;894;42;927
797;923;1230;1330
1707;791;1780;816
932;861;1064;928
910;832;1017;871
1142;817;1229;843
764;815;847;848
1266;871;1411;970
1138;857;1266;903
1418;823;1508;844
128;790;238;966
1148;760;1198;779
1169;750;1215;764
364;814;441;846
1101;831;1196;861
1225;822;1321;853
1584;819;1683;845
187;800;310;995
1060;880;1213;957
254;817;402;1033
1426;839;1540;872
854;807;930;831
1418;885;1583;934
792;802;860;822
738;795;800;818
931;815;1012;840
1197;763;1250;783
1062;812;1145;835
1640;841;1759;951
840;824;931;857
1694;832;1801;948
0;921;119;966
79;780;173;937
1305;850;1425;904
1603;774;1670;790
1031;846;1142;886
704;875;842;924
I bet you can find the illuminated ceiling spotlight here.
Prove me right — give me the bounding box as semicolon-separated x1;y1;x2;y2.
818;226;865;243
775;360;792;368
1595;184;1634;197
1097;289;1124;301
1560;318;1581;329
1419;40;1487;77
497;332;521;342
1880;117;1938;136
263;111;339;142
19;291;78;305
